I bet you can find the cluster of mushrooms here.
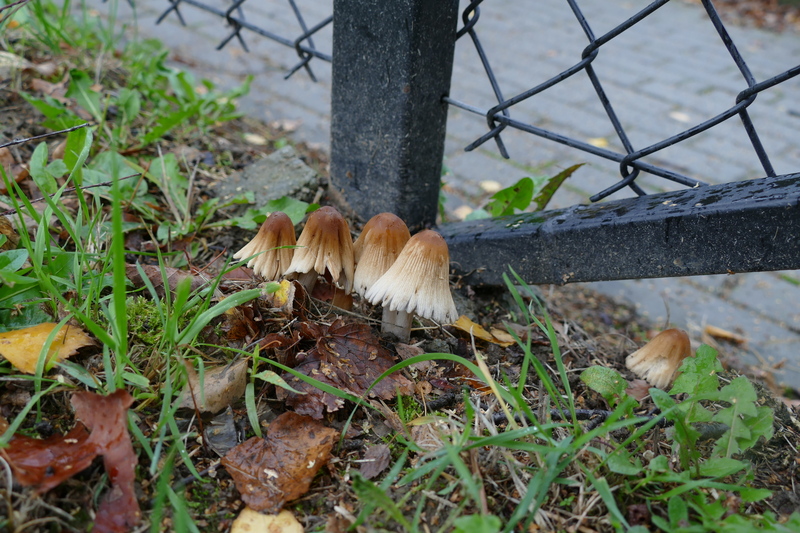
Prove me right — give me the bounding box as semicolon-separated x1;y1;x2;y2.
235;206;693;390
233;206;458;342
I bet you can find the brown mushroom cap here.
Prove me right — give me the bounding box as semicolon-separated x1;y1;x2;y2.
232;211;296;281
283;206;355;293
364;229;457;324
625;328;691;389
353;213;411;297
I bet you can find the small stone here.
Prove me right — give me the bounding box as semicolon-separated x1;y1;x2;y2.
218;145;320;207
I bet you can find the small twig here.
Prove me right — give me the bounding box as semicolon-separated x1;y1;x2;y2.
0;172;142;216
0;123;91;150
0;0;31;16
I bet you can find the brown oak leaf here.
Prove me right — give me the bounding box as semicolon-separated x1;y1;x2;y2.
221;411;338;513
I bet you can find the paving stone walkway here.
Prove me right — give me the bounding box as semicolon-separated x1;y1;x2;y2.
86;0;800;386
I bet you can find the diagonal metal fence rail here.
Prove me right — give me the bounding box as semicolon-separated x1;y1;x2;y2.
146;0;800;285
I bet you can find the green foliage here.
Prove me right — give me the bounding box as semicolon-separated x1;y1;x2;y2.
453;514;502;533
578;341;779;530
579;365;629;407
465;164;583;220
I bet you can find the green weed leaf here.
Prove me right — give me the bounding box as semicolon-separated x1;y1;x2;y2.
46;159;68;179
699;457;747;478
670;344;722;395
66;69;102;121
64;126;92;185
711;376;772;457
29;142;57;194
668;495;688;528
580;366;629;407
351;473;413;530
532;163;584;211
140;103;202;147
252;369;304;394
606;449;642;475
453;514;502;533
485;177;534;217
117;88;142;126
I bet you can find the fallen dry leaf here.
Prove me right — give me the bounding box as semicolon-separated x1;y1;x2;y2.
204;407;240;457
221;301;261;342
222;411;338;513
125;263;208;298
0;214;20;251
279;319;414;419
396;342;436;375
704;324;747;345
359;444;391;480
409;416;453;452
71;389;141;533
0;323;93;373
489;327;516;345
625;379;652;401
0;147;28;194
51;140;67;160
231;508;304;533
222;266;256;281
178;358;248;413
28;61;58;78
30;76;68;101
452;315;514;347
2;423;96;493
2;389;140;532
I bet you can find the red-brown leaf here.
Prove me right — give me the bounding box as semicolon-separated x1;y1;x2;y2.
2;424;96;493
280;319;413;419
71;389;140;533
221;412;338;513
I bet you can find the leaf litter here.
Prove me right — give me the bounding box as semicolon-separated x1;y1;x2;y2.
277;319;414;419
221;411;338;513
3;390;140;531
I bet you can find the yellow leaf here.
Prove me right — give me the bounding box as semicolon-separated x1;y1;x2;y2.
231;508;303;533
489;327;516;345
587;137;609;148
0;323;93;373
453;316;514;347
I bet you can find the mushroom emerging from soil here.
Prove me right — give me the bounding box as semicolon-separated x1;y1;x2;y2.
283;206;355;294
232;211;296;281
625;328;691;389
364;229;458;342
352;212;411;298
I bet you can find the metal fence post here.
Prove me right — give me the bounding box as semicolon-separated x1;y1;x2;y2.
328;0;459;229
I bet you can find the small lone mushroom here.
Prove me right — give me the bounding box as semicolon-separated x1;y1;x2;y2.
232;211;296;281
283;206;355;294
364;229;458;342
625;328;691;389
352;212;411;297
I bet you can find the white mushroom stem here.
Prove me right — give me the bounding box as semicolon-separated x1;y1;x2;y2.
382;309;413;343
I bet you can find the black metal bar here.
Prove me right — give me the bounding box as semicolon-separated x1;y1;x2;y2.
439;174;800;286
328;0;459;229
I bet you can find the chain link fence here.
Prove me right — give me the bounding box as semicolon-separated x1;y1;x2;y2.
149;0;800;284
